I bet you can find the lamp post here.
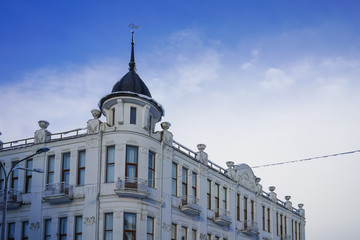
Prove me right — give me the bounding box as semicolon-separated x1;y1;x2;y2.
0;147;49;240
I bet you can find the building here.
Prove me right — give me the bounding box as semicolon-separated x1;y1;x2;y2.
0;32;305;240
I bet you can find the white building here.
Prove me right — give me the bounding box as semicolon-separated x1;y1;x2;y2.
0;33;305;240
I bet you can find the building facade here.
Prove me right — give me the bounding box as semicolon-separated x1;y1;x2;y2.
0;34;305;240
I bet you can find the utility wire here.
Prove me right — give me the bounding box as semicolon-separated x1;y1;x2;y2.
252;149;360;168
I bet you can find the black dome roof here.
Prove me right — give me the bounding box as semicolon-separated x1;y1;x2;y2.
111;69;152;97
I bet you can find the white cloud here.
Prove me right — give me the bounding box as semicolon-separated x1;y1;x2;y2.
258;67;294;89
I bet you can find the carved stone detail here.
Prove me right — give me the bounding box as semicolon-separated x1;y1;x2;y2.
29;222;40;231
162;223;172;232
84;216;96;225
200;233;208;239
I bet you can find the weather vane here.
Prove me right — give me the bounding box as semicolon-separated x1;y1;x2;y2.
128;23;140;33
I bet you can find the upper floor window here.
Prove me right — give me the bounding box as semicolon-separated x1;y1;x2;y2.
130;107;136;124
172;163;177;196
8;222;15;240
171;224;177;240
62;153;70;184
77;150;86;186
104;213;113;240
148;151;155;188
236;194;241;221
147;217;154;240
191;172;197;198
181;167;188;197
222;187;227;209
111;108;116;126
59;217;67;240
75;216;83;240
244;197;248;221
262;206;266;231
207;180;211;210
44;219;52;240
280;214;283;236
191;229;197;240
267;208;271;232
251;200;255;221
106;146;115;183
124;213;136;240
126;146;138;181
22;221;29;240
11;162;18;189
0;167;4;190
214;183;220;210
47;155;55;184
25;159;33;193
181;226;187;240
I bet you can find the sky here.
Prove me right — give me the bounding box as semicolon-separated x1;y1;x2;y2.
1;0;360;239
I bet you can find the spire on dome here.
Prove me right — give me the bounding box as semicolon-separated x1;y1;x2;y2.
128;24;139;71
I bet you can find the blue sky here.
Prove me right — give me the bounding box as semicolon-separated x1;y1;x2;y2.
1;1;360;239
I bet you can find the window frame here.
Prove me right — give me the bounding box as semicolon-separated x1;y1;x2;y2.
44;219;52;240
236;194;241;221
172;162;178;196
105;146;115;183
77;150;86;186
214;183;220;210
148;151;155;188
8;222;15;240
207;180;211;210
222;187;227;210
171;224;177;240
47;155;55;184
10;162;18;189
75;215;83;240
124;212;136;240
181;167;188;197
125;145;138;179
130;107;136;124
104;213;113;240
59;217;67;240
147;216;154;240
22;221;29;240
25;159;33;193
191;172;197;198
61;153;71;184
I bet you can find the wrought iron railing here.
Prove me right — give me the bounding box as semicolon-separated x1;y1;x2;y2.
43;182;74;198
115;177;148;193
0;188;22;203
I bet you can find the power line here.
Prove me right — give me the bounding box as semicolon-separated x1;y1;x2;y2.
251;149;360;168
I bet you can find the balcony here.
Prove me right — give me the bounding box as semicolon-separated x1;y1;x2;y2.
180;195;201;215
42;182;74;204
114;177;150;199
214;208;231;226
0;189;22;209
241;220;259;235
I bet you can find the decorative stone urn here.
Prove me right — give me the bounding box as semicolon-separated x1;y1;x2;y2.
197;144;206;151
269;186;276;192
255;177;261;184
91;109;101;119
226;161;234;168
285;195;291;201
161;122;171;131
38;120;49;129
298;203;304;209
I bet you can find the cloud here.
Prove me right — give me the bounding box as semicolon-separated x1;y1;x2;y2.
258;67;294;89
241;48;260;70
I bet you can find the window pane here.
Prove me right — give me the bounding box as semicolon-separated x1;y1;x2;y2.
126;147;138;164
107;147;115;164
23;221;29;238
60;218;67;234
8;222;15;239
76;216;82;232
79;151;86;167
107;165;114;182
130;107;136;124
125;232;135;240
105;213;113;230
48;156;55;171
124;213;136;230
63;153;70;169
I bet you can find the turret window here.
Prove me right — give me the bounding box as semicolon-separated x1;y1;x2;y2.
130;107;136;124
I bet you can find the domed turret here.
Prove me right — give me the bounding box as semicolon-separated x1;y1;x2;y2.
98;30;164;133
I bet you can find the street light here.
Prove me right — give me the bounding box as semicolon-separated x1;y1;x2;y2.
0;146;50;240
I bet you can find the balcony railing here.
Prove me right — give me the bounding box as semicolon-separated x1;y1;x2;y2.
42;182;74;204
241;220;259;235
180;195;201;215
114;177;149;199
0;189;22;209
214;208;231;226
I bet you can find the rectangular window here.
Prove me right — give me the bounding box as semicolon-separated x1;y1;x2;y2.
59;217;67;240
147;217;154;240
244;197;248;221
215;237;220;240
222;187;227;210
8;222;15;240
295;221;298;240
236;194;241;221
292;220;294;239
191;229;197;240
124;213;136;240
126;146;138;189
207;234;211;240
299;223;301;240
111;108;115;126
171;224;177;240
75;216;82;240
61;153;70;184
267;208;271;232
262;206;266;231
47;155;55;184
276;213;279;236
181;167;188;197
0;168;4;190
104;213;113;240
148;151;155;188
191;172;197;197
207;180;211;210
106;146;115;183
280;214;283;237
172;163;177;196
130;107;136;124
22;221;29;240
285;216;287;237
181;226;187;240
25;159;33;193
251;200;255;221
44;219;52;240
214;183;219;210
11;162;18;189
77;151;86;186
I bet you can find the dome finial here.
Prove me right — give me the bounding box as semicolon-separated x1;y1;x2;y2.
128;24;139;71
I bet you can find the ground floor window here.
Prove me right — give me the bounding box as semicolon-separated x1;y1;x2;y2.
124;213;136;240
